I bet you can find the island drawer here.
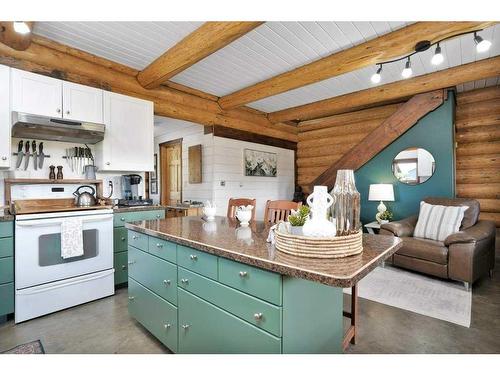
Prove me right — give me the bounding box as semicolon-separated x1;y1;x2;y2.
114;210;165;227
0;282;14;316
114;251;128;285
113;227;128;253
128;230;148;251
128;278;178;353
178;288;281;354
0;237;14;258
148;238;176;264
0;222;13;238
129;246;177;305
178;267;282;337
177;245;217;280
0;257;13;284
218;258;282;306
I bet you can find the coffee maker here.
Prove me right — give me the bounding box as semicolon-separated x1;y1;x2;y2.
118;174;153;207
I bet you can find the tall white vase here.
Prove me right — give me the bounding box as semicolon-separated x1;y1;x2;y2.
302;186;336;237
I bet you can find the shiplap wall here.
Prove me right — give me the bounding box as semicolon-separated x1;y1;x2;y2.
455;85;500;227
212;137;295;220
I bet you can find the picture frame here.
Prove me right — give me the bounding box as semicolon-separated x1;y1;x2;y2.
243;149;277;177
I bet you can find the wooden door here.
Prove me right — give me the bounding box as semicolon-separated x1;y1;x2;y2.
11;68;63;118
62;81;103;123
160;140;182;205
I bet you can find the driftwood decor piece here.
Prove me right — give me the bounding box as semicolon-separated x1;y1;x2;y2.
188;145;202;184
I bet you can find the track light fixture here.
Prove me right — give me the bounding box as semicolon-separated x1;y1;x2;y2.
13;21;30;35
370;28;492;83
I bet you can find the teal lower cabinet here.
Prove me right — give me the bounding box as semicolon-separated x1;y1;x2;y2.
178;288;281;354
126;229;344;354
0;221;14;319
113;209;165;286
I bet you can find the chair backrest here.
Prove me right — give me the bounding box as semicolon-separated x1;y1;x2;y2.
263;200;302;224
423;197;480;230
227;198;257;221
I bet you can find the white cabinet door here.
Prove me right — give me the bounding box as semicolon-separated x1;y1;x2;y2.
98;91;154;172
0;65;10;168
11;69;63;118
62;81;103;123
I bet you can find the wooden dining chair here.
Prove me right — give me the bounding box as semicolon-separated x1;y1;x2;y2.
227;198;257;221
263;200;302;224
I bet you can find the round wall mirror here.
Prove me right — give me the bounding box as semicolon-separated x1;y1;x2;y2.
392;147;435;185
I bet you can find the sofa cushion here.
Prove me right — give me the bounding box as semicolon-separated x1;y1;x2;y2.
424;197;480;230
398;237;449;265
414;202;466;241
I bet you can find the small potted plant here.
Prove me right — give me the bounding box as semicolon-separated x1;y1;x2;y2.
379;209;393;225
288;205;310;235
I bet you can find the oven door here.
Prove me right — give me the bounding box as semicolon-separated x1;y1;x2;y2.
15;213;113;290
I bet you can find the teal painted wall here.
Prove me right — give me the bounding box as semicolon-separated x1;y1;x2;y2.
355;91;455;226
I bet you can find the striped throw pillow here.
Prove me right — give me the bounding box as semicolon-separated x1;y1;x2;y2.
414;202;467;242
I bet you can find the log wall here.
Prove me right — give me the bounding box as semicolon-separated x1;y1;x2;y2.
456;85;500;227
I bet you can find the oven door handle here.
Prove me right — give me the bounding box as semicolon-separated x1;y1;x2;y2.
16;214;113;227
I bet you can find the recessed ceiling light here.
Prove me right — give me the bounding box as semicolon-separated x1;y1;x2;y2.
13;21;31;35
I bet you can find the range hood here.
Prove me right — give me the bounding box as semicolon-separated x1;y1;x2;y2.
11;112;105;144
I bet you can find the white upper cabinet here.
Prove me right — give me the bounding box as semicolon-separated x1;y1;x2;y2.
96;91;154;172
11;68;63;118
0;65;10;168
62;81;103;123
11;69;103;123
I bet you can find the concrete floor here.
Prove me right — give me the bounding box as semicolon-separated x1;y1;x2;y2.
1;233;499;354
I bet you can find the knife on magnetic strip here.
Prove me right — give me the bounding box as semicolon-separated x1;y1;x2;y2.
15;140;24;169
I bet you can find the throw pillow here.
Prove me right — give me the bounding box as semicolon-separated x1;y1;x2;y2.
414;201;467;241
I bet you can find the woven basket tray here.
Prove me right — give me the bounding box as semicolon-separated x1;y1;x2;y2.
275;230;363;258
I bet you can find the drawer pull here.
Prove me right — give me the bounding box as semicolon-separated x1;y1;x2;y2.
127;260;136;265
128;296;135;301
164;323;171;329
156;243;163;248
180;278;189;284
253;313;263;321
239;271;248;278
120;217;125;221
190;254;198;261
132;235;138;240
121;265;127;270
181;324;191;330
163;279;171;286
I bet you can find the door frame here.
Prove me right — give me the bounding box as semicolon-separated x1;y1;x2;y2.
159;138;183;206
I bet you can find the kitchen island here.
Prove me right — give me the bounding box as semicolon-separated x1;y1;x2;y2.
125;216;402;354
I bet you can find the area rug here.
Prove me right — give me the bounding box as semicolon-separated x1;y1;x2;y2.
344;265;472;327
1;340;45;354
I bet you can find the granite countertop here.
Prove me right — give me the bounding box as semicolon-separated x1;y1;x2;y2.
165;204;204;210
112;205;168;213
126;216;402;288
0;209;14;222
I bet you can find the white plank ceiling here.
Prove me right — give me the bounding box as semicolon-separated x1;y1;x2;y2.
33;22;500;114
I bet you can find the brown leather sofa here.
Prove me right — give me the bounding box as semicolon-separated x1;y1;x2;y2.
380;197;496;290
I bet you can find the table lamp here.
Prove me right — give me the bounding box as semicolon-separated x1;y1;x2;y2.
368;184;395;223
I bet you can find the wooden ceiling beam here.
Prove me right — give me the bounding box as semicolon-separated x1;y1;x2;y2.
137;22;263;89
0;35;297;142
0;21;34;51
268;56;500;123
218;22;495;109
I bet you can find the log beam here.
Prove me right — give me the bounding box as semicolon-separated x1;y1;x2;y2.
310;90;445;190
269;56;500;123
137;22;263;89
219;22;495;109
0;22;33;51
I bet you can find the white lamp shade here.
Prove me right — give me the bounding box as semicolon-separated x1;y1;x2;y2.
368;184;394;201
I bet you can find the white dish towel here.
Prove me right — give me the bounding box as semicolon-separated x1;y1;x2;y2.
61;217;84;259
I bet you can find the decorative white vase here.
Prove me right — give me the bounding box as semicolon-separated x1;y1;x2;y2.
235;206;252;227
302;186;337;237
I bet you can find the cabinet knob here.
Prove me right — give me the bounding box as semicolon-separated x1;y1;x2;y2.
164;323;171;330
156;214;161;218
239;271;248;278
156;243;163;248
1;156;6;161
106;162;111;166
56;108;61;113
121;265;126;270
163;279;171;286
254;313;263;321
121;237;126;241
181;324;190;330
132;235;138;239
180;278;189;284
190;254;198;261
66;110;70;115
127;260;135;265
120;217;125;221
128;296;135;301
